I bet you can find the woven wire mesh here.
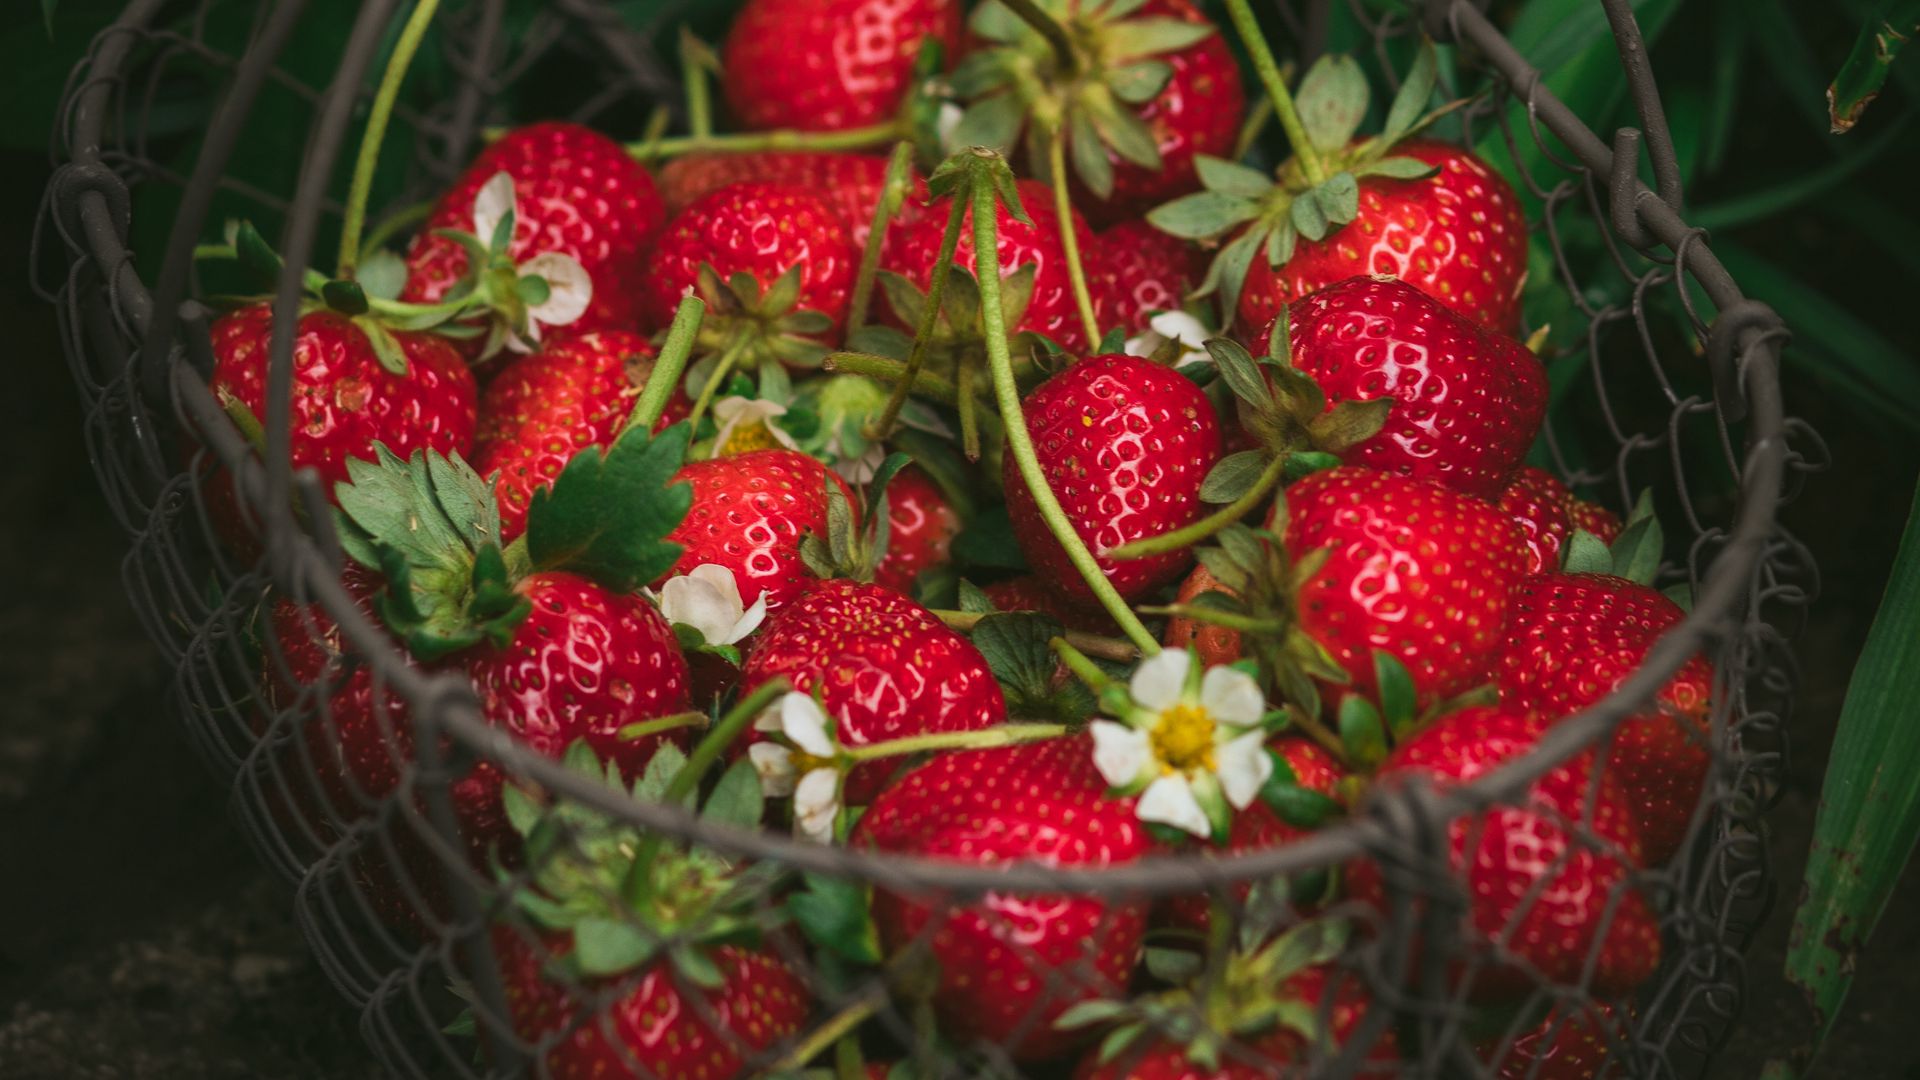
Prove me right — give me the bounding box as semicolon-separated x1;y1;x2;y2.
34;0;1818;1075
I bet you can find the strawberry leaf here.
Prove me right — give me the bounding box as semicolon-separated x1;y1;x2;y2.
1069;109;1116;199
571;916;657;978
1312;172;1361;226
357;249;407;301
354;316;410;376
1103;16;1216;59
702;760;764;829
1562;528;1613;575
1201;450;1272;504
1203;337;1269;409
1197;227;1264;327
525;423;693;591
1085;96;1162;169
1106;59;1174;105
957;579;998;614
1337;694;1388;767
1382;37;1439;145
951;94;1023;156
972;612;1096;722
1663;582;1695;612
1194;154;1275;199
1290;192;1331;243
1373;651;1418;739
787;873;881;965
1295;54;1370;152
1260;754;1342;828
1356;156;1441;181
1146;191;1259;240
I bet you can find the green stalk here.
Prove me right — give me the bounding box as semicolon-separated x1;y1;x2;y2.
627;119;906;161
763;992;887;1074
1221;0;1326;185
616;711;709;742
623;678;790;905
843;722;1068;762
1050;637;1115;693
358;200;432;263
1136;603;1285;635
825;351;968;406
847;141;917;334
625;297;706;434
1107;453;1289;559
998;0;1080;76
1048;126;1102;348
684;334;752;431
680;27;714;138
973;176;1158;654
872;194;969;440
955;360;981;462
338;0;441;278
931;609;1138;661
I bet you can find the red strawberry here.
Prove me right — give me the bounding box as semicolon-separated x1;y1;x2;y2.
473;330;690;542
640;180;858;344
1096;219;1202;335
403;122;665;336
739;578;1006;803
1163;562;1245;667
1239;140;1528;336
1004;352;1222;603
854;736;1155;1061
663;449;855;616
1348;706;1661;998
882;177;1102;353
720;0;962;134
1498;466;1576;575
1568;496;1624;544
656;151;925;249
981;575;1122;636
1482;1002;1621;1080
1252;276;1548;501
873;464;960;595
1497;573;1712;863
1282;466;1529;706
495;929;809;1079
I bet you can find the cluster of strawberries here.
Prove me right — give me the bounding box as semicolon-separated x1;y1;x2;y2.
200;0;1712;1076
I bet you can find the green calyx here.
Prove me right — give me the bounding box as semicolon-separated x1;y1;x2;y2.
798;451;913;584
1206;329;1389;488
952;0;1216;199
1561;488;1669;589
1148;39;1463;323
692;261;839;372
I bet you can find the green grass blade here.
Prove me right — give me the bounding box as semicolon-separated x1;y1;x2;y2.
1784;479;1920;1064
1746;0;1840;135
1828;0;1920;132
1691;113;1914;230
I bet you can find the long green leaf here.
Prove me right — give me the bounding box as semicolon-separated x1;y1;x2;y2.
1828;0;1920;132
1744;0;1837;135
1784;479;1920;1061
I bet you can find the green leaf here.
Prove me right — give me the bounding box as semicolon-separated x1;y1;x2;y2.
1200;450;1272;504
957;579;998;614
572;917;656;977
1382;37;1438;144
952;504;1030;571
1194;154;1275;199
1260;760;1342;829
950;94;1025;154
1085;96;1163;169
787;873;881;965
1374;651;1417;738
357;249;408;301
1608;514;1664;587
633;744;692;806
1199;227;1264;328
1786;480;1920;1057
1068;108;1116;200
1355;156;1441;181
703;760;764;829
1142;947;1203;984
1203;337;1269;409
1562;529;1613;575
525;423;692;590
1663;583;1695;613
1337;694;1388;767
355;317;410;376
1145;191;1259;240
1305;398;1391;454
1104;16;1216;59
1053;999;1134;1030
1827;0;1920;132
1290;193;1331;243
1107;59;1174;105
1294;54;1370;152
1312;172;1360;226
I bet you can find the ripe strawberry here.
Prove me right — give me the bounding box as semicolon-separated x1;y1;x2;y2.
1095;219;1202;335
1283;466;1529;706
981;575;1122;636
1498;466;1576;575
1252;276;1548;501
720;0;962;134
656;151;925;249
854;736;1155;1061
1568;496;1624;544
473;330;690;542
872;464;960;594
640;180;858;346
1497;573;1712;863
1238;140;1529;336
663;449;855;616
882;177;1102;353
403;122;665;336
739;578;1006;803
1348;706;1661;998
1164;562;1244;667
1482;1002;1620;1080
1004;352;1222;603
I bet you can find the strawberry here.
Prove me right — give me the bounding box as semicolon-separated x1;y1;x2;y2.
953;0;1244;223
872;464;960;595
882;177;1102;353
656;151;925;249
1163;562;1244;668
473;330;689;542
1238;140;1529;336
1347;706;1661;998
663;448;856;616
1004;352;1222;603
854;736;1155;1060
640;180;857;362
1282;466;1528;707
1497;573;1712;863
981;575;1122;636
1568;497;1624;544
1498;466;1576;575
1482;1002;1621;1080
403;122;665;337
720;0;962;134
1095;219;1202;335
1250;276;1548;501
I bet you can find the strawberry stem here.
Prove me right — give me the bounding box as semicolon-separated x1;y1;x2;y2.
626;296;706;434
969;157;1160;655
872;193;968;441
1049;637;1115;693
679;27;714;139
1107;453;1289;559
1048;125;1103;348
626;119;907;161
337;0;441;279
825;351;970;406
847;141;917;336
1136;603;1284;635
931;609;1140;661
955;361;982;461
683;332;753;432
615;710;709;742
764;989;888;1074
998;0;1080;77
623;677;791;906
841;722;1068;762
1220;0;1327;186
1287;707;1349;766
357;200;432;264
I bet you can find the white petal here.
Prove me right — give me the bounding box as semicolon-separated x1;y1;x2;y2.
753;699;785;733
522;252;593;329
1215;730;1274;810
936;103;965;150
1136;774;1211;838
730;589;769;642
748;743;797;797
657;573;741;644
780;693;837;757
1089;720;1154;788
1129;650;1192;713
793;768;842;843
710;397;790;456
1200;665;1266;728
687;564;745;611
1123;330;1166;358
832;443;884;483
472;171;517;245
1148;309;1210;351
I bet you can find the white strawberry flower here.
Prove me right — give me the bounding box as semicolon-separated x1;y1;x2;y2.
1090;649;1272;838
472;172;593;352
831;443;887;484
710;396;800;458
656;564;768;646
1124;309;1212;365
748;692;843;843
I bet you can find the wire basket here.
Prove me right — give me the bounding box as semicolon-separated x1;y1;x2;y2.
36;0;1819;1075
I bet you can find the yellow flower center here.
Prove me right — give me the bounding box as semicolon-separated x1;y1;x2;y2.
1150;702;1216;774
719;420;782;458
790;749;834;774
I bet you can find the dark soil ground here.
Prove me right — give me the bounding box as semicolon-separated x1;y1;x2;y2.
3;154;1918;1079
